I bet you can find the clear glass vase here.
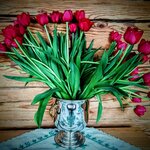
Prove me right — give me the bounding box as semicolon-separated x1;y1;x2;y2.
54;99;87;148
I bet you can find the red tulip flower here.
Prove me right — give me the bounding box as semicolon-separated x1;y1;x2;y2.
0;43;7;56
2;25;17;39
79;18;94;31
11;36;23;48
110;31;122;42
134;105;146;117
14;24;26;36
4;38;12;47
62;10;73;22
129;67;139;81
69;23;77;33
36;13;49;26
143;73;150;86
124;27;143;45
117;40;127;50
131;97;142;103
74;10;85;21
17;12;30;27
138;39;150;55
142;55;149;63
50;11;62;23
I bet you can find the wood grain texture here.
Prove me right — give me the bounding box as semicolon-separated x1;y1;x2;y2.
0;0;150;130
0;88;149;128
0;0;150;20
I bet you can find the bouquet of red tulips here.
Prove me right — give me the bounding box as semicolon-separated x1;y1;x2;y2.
0;10;150;127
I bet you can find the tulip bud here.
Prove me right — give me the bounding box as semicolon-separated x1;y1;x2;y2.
50;11;62;23
124;27;143;45
117;40;127;50
2;25;17;39
138;39;150;55
36;13;49;26
74;10;85;21
62;10;73;22
17;12;30;27
110;31;122;42
131;97;142;103
143;73;150;86
79;18;94;31
69;23;77;33
134;105;146;117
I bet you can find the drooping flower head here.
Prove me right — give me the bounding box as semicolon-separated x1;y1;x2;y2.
134;105;146;117
143;73;150;86
124;27;143;45
138;39;150;55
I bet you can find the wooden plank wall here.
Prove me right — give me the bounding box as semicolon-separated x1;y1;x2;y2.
0;0;150;129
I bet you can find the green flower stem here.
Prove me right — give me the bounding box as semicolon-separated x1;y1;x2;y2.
22;43;42;49
44;25;53;48
14;39;52;84
66;22;69;66
27;27;40;47
24;34;38;47
81;61;99;65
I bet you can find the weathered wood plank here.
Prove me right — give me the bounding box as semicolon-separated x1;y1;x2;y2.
0;88;149;128
0;0;150;20
0;22;150;49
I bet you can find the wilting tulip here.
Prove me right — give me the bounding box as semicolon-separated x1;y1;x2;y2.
110;31;122;42
17;12;30;27
143;73;150;86
36;13;49;26
134;105;146;117
74;10;85;21
124;27;143;45
62;10;73;22
138;39;150;55
79;18;94;31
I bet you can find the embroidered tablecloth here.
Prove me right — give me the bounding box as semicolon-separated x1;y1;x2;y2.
0;127;140;150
